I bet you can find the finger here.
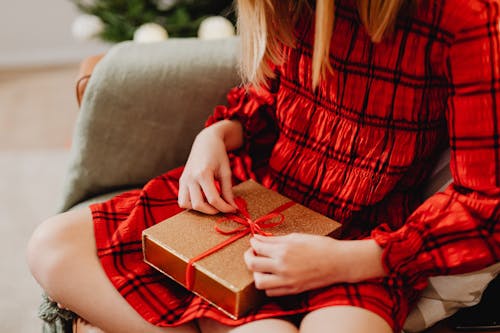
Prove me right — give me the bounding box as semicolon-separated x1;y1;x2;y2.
252;234;284;243
189;184;218;214
250;237;280;257
218;166;237;208
244;248;279;273
199;177;236;213
253;272;288;290
177;183;192;209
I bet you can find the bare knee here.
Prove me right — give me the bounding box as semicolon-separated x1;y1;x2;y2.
27;213;75;290
198;318;298;333
27;209;93;300
300;306;392;333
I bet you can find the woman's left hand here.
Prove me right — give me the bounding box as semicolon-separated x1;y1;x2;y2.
244;233;386;297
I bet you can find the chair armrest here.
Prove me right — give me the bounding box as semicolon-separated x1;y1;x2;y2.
76;54;104;107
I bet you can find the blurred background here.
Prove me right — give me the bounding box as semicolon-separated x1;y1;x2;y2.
0;1;108;332
0;0;234;331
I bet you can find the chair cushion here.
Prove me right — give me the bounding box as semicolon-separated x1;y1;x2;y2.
404;263;500;332
58;38;241;212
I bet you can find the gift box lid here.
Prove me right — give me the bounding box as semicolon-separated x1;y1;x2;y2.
142;180;342;317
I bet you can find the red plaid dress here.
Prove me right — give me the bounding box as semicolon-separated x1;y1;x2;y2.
91;0;500;331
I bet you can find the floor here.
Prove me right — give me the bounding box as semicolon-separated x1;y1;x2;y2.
0;64;79;332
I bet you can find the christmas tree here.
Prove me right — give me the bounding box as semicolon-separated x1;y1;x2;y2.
71;0;236;42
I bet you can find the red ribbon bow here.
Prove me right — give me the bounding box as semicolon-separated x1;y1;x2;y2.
185;197;295;290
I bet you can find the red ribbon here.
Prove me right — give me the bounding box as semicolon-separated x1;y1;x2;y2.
185;197;295;290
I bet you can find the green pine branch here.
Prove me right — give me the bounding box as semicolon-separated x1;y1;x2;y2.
71;0;235;42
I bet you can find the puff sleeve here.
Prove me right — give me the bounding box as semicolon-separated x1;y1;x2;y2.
371;3;500;289
205;74;280;182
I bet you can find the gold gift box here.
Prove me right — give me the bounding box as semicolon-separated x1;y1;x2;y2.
142;180;341;319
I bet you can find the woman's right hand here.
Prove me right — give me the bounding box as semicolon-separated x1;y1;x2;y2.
178;120;243;214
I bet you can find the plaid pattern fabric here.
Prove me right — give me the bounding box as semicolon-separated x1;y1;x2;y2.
91;0;500;332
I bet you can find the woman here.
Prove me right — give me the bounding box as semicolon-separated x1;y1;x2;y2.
27;0;500;332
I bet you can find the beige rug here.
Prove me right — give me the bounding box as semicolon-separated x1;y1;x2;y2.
0;151;70;332
0;64;79;332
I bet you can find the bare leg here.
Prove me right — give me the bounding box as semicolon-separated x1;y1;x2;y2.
300;306;392;333
73;318;106;333
198;318;298;333
27;208;199;333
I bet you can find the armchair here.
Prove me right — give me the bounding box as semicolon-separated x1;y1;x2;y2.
59;38;241;213
39;38;499;333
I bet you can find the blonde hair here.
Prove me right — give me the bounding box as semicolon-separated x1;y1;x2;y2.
237;0;415;88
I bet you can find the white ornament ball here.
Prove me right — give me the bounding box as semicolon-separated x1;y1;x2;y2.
133;23;168;43
72;14;104;41
198;16;235;40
